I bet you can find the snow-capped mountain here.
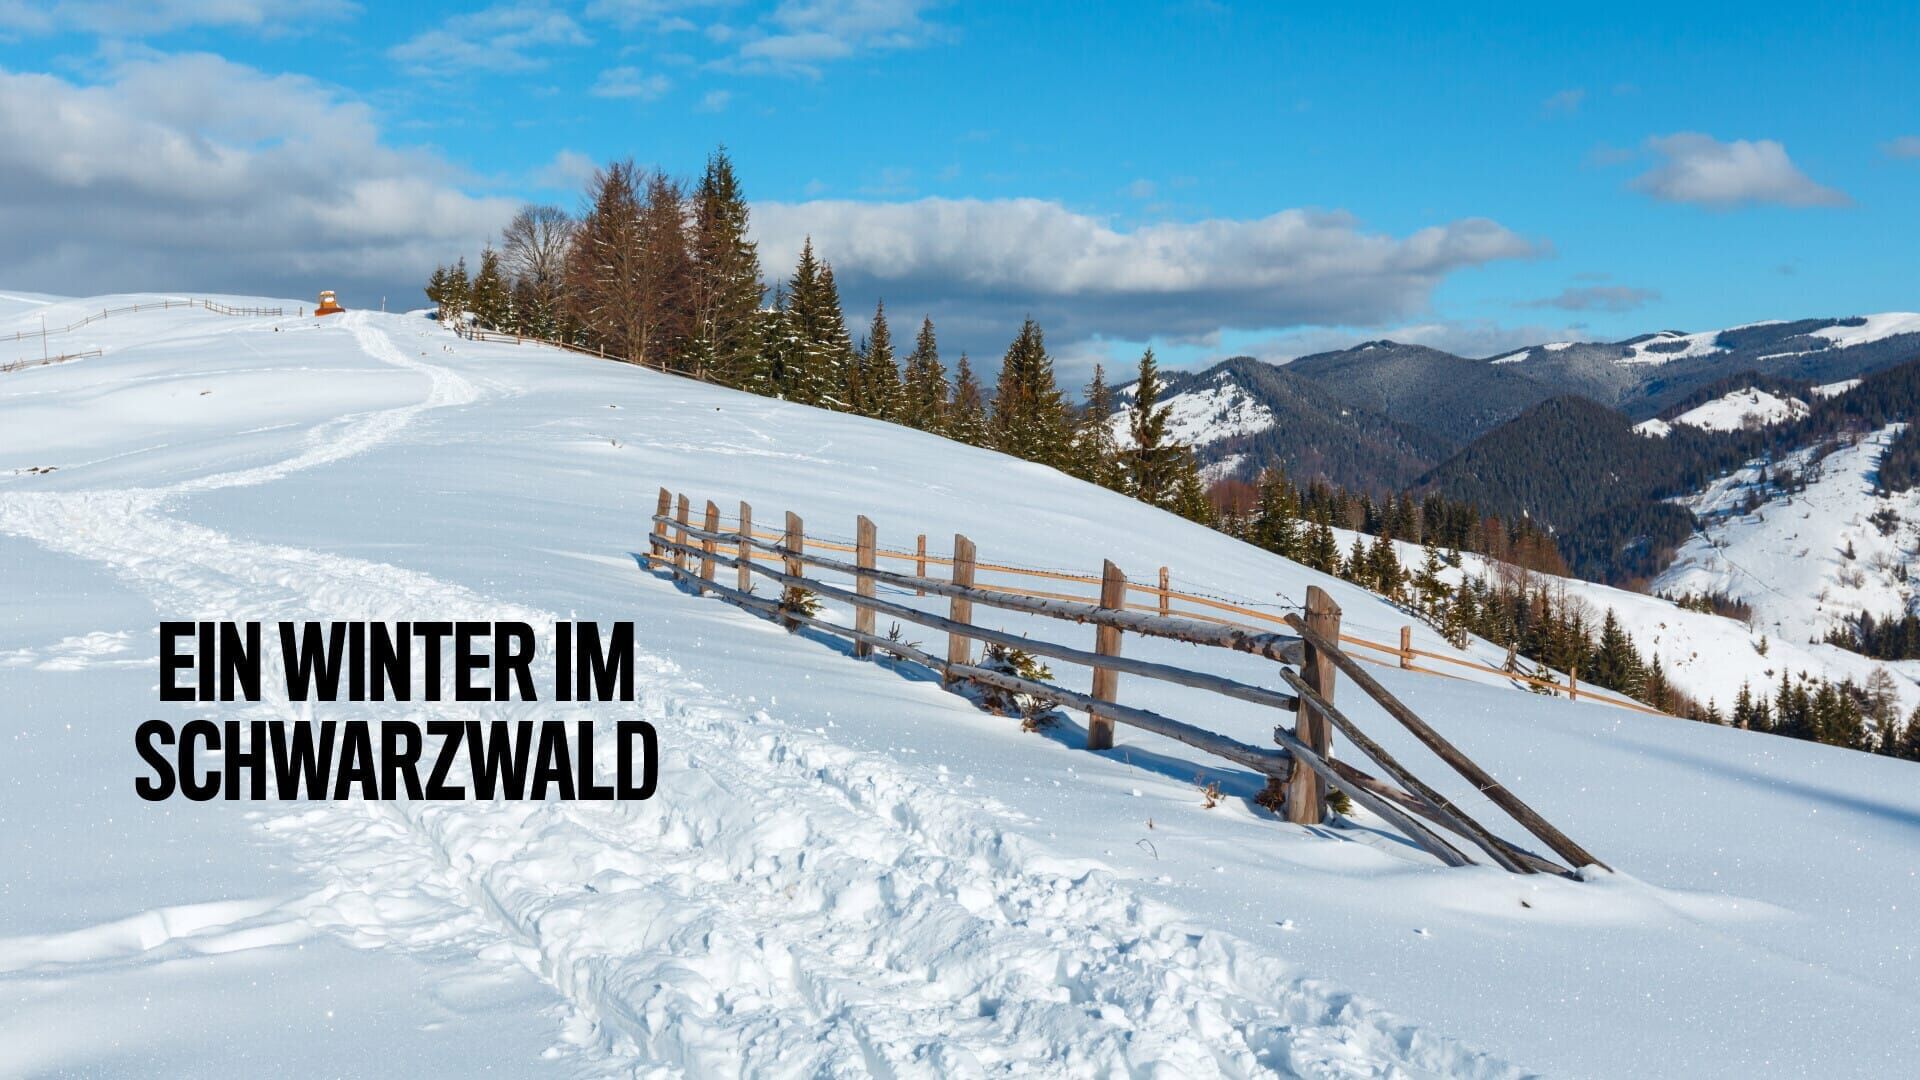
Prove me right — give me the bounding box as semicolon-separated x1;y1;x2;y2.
1633;386;1812;437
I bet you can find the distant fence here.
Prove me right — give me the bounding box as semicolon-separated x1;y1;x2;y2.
450;322;715;382
643;485;1609;876
0;348;102;374
4;298;291;347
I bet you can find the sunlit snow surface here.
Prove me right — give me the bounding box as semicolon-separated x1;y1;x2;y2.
2;299;1918;1077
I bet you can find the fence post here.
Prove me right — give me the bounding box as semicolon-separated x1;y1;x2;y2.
1159;566;1171;616
1089;560;1127;750
673;495;691;571
1286;585;1340;825
651;488;672;561
944;534;977;684
1400;626;1413;669
854;516;877;659
782;512;805;631
737;501;754;593
700;501;720;591
1568;664;1579;702
915;534;928;596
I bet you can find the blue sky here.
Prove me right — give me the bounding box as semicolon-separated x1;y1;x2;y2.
2;1;1915;375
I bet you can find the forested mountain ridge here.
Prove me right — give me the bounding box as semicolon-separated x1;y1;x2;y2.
1283;340;1560;445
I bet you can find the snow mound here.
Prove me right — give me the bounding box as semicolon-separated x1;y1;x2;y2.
1812;312;1920;349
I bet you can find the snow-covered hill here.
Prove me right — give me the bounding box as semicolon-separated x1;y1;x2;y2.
4;296;1919;1076
1655;424;1920;655
1633;386;1811;437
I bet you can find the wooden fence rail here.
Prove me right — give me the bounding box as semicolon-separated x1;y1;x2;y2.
4;298;290;344
642;487;1607;878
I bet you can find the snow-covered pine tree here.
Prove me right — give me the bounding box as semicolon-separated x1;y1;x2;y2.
899;317;949;433
859;300;901;420
444;257;471;322
1123;348;1178;504
687;148;764;385
988;319;1071;467
948;353;988;445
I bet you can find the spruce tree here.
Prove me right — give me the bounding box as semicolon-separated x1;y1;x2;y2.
635;171;693;367
425;264;449;318
900;317;949;433
780;239;840;406
1254;467;1302;561
989;319;1071;466
563;161;643;359
948;353;988;445
444;257;471;322
688;147;764;384
1124;348;1179;504
1068;364;1124;488
859;300;901;420
470;247;511;330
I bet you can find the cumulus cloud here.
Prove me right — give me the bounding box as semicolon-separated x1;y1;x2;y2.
1542;88;1585;115
0;54;516;306
1631;133;1849;208
1885;135;1920;160
751;198;1541;348
1520;285;1660;313
388;2;590;77
727;0;943;75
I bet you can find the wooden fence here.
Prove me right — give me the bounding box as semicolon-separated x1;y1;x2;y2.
445;318;1661;719
642;486;1608;877
0;348;102;374
4;298;291;346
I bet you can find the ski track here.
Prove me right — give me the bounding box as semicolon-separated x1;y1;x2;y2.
0;317;1524;1078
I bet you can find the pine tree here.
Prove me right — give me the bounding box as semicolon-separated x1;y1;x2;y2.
858;300;901;420
1254;467;1302;561
1305;519;1342;575
634;171;693;367
779;239;845;407
564;160;643;359
989;319;1071;466
1068;364;1124;488
425;264;449;318
900;317;949;433
470;247;511;330
1123;348;1180;505
687;147;764;384
1591;609;1644;699
443;257;471;322
948;353;988;445
1412;540;1451;616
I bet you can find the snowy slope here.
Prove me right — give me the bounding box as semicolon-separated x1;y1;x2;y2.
4;299;1920;1076
1655;425;1920;656
1110;370;1276;449
1634;386;1810;436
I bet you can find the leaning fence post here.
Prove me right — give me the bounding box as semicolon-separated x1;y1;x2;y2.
1400;626;1413;669
944;534;977;684
1286;585;1340;825
700;501;720;591
854;516;877;659
737;501;754;593
782;512;805;631
673;495;691;571
1089;560;1127;750
651;488;672;562
1158;566;1171;616
915;534;928;595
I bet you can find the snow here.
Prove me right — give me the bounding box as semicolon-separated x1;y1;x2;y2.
1111;371;1274;449
1671;386;1809;433
1812;312;1920;349
1619;329;1727;365
1488;349;1529;365
4;297;1920;1076
1812;378;1863;399
1655;425;1920;664
1634;417;1672;438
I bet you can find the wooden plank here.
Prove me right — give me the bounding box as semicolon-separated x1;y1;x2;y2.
649;533;1298;711
1326;760;1571;876
673;494;691;571
1279;669;1528;874
1286;586;1339;825
1286;612;1610;872
1400;626;1413;669
945;534;976;685
1158;566;1171;616
854;516;877;659
1089;561;1125;750
915;534;928;596
651;488;671;560
737;502;753;594
700;501;720;590
782;511;804;631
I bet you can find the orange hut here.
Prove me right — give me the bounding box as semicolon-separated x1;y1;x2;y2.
315;290;345;316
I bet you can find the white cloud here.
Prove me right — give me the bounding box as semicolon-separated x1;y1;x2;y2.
1885;135;1920;160
1520;285;1660;313
1542;88;1585;115
727;0;943;75
585;0;735;29
533;148;599;190
751;197;1540;346
697;88;732;111
591;65;671;99
1631;133;1850;208
388;2;590;77
0;0;334;34
0;54;516;306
